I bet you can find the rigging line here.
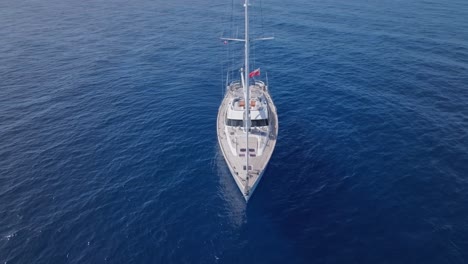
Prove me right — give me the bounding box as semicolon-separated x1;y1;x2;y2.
260;0;265;36
221;0;231;38
251;34;256;72
228;40;232;83
229;0;235;37
230;0;236;84
250;0;255;71
229;43;234;84
224;39;231;98
221;54;224;99
222;0;233;97
221;42;223;99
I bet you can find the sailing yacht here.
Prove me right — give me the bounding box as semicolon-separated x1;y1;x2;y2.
217;0;278;202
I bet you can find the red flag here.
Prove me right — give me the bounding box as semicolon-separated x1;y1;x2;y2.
248;68;260;78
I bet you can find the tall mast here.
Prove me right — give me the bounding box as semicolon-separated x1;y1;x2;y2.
243;0;251;195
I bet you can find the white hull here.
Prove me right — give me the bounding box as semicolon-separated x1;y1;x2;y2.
217;81;278;201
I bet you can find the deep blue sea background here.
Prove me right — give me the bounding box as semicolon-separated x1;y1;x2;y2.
1;0;468;263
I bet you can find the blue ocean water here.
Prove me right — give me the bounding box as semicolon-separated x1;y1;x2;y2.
1;0;468;263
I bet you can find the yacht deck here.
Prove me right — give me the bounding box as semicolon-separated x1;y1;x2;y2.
217;82;278;200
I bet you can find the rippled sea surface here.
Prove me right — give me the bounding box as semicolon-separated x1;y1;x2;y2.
1;0;468;263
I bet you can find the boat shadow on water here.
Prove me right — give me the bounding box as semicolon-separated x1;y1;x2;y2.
249;120;365;259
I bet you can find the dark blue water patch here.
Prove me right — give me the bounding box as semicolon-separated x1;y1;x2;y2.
1;0;468;263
